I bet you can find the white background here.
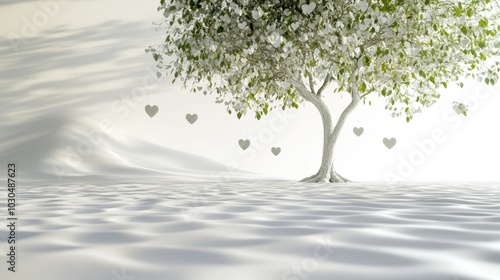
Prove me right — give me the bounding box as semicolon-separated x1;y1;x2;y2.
1;0;499;182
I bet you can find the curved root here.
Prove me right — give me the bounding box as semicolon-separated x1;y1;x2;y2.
300;171;320;182
330;170;351;183
300;170;351;183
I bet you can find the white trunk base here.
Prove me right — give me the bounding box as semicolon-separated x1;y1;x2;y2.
300;170;351;183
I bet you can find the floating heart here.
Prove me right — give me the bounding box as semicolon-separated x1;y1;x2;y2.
271;147;281;156
383;137;397;149
453;103;467;115
238;139;251;150
353;127;364;137
145;105;159;118
186;114;198;124
301;2;317;15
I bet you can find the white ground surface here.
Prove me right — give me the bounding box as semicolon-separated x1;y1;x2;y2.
2;182;500;280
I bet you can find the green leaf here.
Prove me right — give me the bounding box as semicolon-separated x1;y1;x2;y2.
460;26;468;35
363;56;371;66
442;82;448;88
237;112;242;119
359;82;367;93
479;19;488;28
217;26;224;33
419;70;427;78
429;76;436;85
467;8;473;17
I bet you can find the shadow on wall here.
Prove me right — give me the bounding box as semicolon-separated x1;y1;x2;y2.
0;20;160;150
0;0;95;6
0;20;166;175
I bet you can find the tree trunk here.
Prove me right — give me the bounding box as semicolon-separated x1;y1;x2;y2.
287;70;360;183
300;94;359;183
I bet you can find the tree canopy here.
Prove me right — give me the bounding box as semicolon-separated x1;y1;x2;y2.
148;0;500;122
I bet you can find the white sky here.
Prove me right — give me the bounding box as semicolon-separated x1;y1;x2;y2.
1;0;499;182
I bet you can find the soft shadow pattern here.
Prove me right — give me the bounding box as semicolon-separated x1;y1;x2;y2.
0;0;93;6
11;182;500;280
0;21;259;183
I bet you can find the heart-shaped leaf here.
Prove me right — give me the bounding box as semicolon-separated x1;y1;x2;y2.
238;22;247;29
301;2;317;15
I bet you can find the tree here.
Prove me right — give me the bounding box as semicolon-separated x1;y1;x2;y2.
148;0;500;182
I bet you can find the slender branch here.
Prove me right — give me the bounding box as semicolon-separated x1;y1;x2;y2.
317;74;332;96
308;73;316;94
329;63;361;139
284;68;326;110
360;91;372;99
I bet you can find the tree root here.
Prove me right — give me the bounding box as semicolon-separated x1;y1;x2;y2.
300;170;351;183
302;174;331;183
299;172;319;182
330;170;351;183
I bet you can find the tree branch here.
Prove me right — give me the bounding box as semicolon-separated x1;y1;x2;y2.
360;91;372;100
317;74;332;96
308;73;316;94
284;68;320;104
